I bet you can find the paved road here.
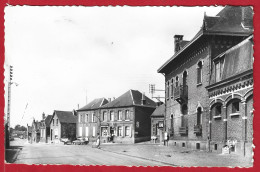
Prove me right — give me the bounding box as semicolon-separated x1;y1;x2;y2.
12;139;168;166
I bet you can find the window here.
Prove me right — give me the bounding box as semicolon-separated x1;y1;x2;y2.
103;111;107;122
110;111;114;121
79;127;82;137
197;107;202;125
118;126;123;136
125;110;130;120
167;81;170;98
125;126;131;137
197;61;202;84
215;105;222;116
93;126;95;137
232;101;240;113
92;113;95;122
171;79;174;97
56;119;59;126
175;76;179;88
85;127;89;137
101;127;108;137
215;58;224;82
85;114;89;123
118;111;122;121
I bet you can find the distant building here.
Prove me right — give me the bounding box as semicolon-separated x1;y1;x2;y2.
76;98;109;142
31;119;41;143
39;113;52;143
99;89;157;144
150;103;165;143
49;110;77;143
158;6;253;155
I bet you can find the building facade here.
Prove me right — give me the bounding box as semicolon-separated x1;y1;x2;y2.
158;6;253;154
99;90;156;144
39;113;52;143
76;98;108;142
150;103;165;143
31;119;40;143
50;110;77;143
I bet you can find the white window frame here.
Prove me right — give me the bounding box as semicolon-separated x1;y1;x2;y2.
93;126;95;137
79;126;82;137
85;127;89;137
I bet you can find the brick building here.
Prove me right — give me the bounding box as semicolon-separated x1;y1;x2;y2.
206;36;253;156
39;113;52;143
158;6;253;153
99;89;156;144
76;98;108;142
50;110;77;143
31;119;41;143
150;103;165;143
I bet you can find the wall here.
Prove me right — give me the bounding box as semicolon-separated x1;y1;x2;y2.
151;116;164;143
50;114;61;141
100;107;135;144
77;109;99;142
165;43;210;145
60;123;76;141
135;106;155;143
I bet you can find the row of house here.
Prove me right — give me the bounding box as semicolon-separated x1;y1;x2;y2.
157;6;254;156
28;89;163;144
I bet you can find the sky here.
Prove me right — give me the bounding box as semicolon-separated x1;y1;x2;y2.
4;6;224;127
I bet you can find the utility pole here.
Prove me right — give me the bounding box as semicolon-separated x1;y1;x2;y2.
6;65;13;148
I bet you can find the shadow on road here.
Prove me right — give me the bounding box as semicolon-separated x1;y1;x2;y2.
5;145;23;163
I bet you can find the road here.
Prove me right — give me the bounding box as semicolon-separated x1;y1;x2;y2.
12;139;169;166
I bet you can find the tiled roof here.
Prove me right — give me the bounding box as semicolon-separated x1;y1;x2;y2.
158;6;253;74
53;110;77;123
101;89;156;108
151;104;165;117
44;115;52;127
78;98;108;111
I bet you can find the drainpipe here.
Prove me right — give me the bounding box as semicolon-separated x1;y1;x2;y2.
223;105;227;144
208;109;212;152
242;100;247;157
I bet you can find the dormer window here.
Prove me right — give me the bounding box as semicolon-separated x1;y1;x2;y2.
171;79;174;97
215;58;224;83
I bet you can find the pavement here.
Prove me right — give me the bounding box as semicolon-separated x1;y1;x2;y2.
99;142;253;167
6;138;253;167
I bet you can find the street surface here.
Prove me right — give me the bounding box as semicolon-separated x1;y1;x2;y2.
9;138;253;167
12;139;169;166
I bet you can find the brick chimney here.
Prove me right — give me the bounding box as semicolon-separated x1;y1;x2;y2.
141;92;146;105
42;112;45;120
174;35;184;53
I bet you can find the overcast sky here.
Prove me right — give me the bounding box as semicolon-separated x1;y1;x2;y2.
4;6;223;127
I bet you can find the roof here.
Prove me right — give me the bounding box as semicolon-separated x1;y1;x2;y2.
151;104;165;117
52;110;77;123
101;89;156;109
44;115;52;127
209;35;253;85
158;6;253;74
78;98;108;111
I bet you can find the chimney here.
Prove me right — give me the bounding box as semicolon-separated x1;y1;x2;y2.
174;35;184;53
42;112;45;120
108;98;111;103
241;7;253;29
141;92;146;105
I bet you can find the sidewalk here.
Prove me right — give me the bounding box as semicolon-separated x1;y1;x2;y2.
5;147;21;163
99;143;253;167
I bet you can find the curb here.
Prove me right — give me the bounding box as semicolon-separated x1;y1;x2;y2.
99;147;177;166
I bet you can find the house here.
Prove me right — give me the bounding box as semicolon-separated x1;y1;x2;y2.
99;89;157;144
50;110;77;143
31;119;41;143
157;6;253;154
150;103;165;143
76;98;109;142
206;35;253;156
27;125;32;143
39;113;52;143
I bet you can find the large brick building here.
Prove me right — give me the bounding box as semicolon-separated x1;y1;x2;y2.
158;6;253;155
76;98;108;142
99;89;156;144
